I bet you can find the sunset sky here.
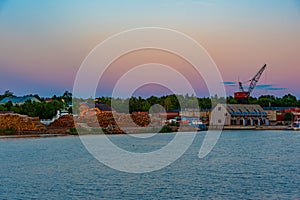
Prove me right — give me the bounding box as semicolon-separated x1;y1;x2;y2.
0;0;299;97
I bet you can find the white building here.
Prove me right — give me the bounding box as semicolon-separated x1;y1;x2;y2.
211;104;268;126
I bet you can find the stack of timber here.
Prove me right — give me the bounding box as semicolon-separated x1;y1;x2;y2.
0;114;44;134
76;110;123;134
49;114;75;128
116;113;151;127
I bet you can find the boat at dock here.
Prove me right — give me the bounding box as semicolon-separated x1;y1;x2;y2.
287;119;300;130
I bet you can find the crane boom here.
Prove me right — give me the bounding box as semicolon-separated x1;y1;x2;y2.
238;82;244;92
247;64;267;97
234;64;267;102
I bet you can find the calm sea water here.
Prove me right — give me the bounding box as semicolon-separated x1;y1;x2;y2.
0;131;300;199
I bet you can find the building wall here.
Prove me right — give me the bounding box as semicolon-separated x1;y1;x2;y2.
159;112;179;120
265;110;277;122
180;110;209;122
180;110;202;117
210;104;231;126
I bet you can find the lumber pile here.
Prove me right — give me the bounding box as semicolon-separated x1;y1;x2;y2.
79;109;160;128
115;113;151;127
76;111;123;134
97;111;117;128
31;117;47;131
77;110;115;127
0;114;41;133
60;107;163;133
131;114;151;127
49;114;75;128
105;124;124;134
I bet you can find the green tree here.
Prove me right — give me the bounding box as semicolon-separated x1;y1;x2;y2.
258;95;275;107
281;94;297;107
284;112;294;122
129;97;139;113
141;100;151;112
111;98;129;113
164;97;173;111
248;97;258;104
198;97;212;110
227;96;238;104
147;96;159;106
0;104;7;111
4;101;13;111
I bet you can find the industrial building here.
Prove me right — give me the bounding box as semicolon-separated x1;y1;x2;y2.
180;109;209;120
159;110;180;120
263;107;300;125
0;96;40;106
275;107;300;122
211;104;268;126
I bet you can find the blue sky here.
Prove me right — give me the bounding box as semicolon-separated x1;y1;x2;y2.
0;0;299;97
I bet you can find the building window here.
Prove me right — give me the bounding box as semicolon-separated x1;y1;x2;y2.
218;119;222;123
218;107;221;111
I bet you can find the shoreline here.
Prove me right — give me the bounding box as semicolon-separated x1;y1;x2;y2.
0;133;72;139
222;125;288;131
0;125;295;139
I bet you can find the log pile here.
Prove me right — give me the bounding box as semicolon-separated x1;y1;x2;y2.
115;113;151;127
131;114;151;127
31;117;47;131
67;110;122;133
93;111;123;134
96;111;117;128
79;110;160;128
49;115;75;128
0;110;163;135
0;114;41;133
51;108;162;134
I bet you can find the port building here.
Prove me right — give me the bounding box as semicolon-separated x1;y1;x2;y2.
211;104;268;126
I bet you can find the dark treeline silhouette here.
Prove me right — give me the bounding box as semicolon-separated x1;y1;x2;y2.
0;90;299;118
95;94;300;113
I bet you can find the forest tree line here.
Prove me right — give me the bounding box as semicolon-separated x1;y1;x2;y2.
0;91;71;119
0;90;300;119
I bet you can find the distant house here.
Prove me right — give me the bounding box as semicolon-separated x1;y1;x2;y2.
0;96;40;106
45;98;53;103
211;104;268;126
